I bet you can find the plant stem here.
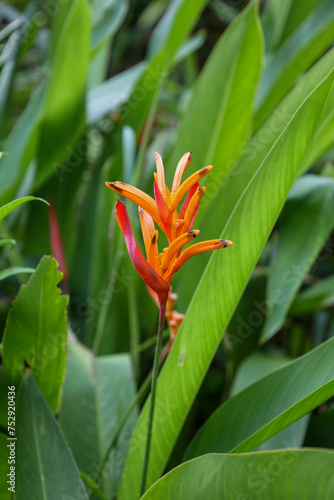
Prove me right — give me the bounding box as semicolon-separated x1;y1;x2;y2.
140;301;166;495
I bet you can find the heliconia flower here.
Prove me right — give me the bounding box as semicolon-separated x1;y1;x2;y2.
106;152;233;306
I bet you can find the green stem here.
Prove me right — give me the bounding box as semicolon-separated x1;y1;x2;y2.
140;301;167;496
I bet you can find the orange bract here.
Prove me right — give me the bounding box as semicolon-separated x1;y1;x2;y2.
105;152;232;302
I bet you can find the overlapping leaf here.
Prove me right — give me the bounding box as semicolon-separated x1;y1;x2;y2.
118;18;334;500
184;338;334;459
15;372;88;500
141;450;334;499
60;336;138;499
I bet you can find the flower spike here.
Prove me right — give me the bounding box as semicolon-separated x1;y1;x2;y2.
106;153;232;307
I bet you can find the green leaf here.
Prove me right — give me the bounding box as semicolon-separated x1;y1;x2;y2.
184;338;334;460
148;0;208;59
230;350;309;452
87;63;145;124
141;450;334;500
0;256;68;425
166;0;262;183
289;274;334;316
0;238;16;247
15;372;88;500
60;336;138;499
230;350;291;396
255;0;334;128
0;196;48;222
168;0;262;309
177;47;334;311
0;83;45;205
35;0;91;189
261;0;317;52
302;82;334;169
118;64;334;499
261;175;334;342
0;267;35;281
91;0;128;50
123;0;207;136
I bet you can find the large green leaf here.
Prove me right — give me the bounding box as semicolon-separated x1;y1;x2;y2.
0;196;47;222
15;372;88;500
255;0;334;128
0;256;68;425
166;1;262;182
60;336;138;499
141;450;334;499
168;0;262;309
118;65;334;499
123;0;207;136
230;349;309;452
35;0;91;189
261;175;334;342
176;47;334;311
184;338;334;460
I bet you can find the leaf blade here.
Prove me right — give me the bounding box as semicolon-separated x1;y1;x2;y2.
119;62;334;499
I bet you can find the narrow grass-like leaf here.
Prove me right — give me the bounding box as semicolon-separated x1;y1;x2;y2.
0;238;16;247
15;372;88;500
0;267;34;281
0;196;48;222
261;175;334;342
91;0;128;50
118;65;334;499
141;450;334;500
184;337;334;459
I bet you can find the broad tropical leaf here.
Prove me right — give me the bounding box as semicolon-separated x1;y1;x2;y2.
118;39;334;500
184;338;334;460
261;175;334;342
141;450;334;499
15;372;88;500
60;336;138;499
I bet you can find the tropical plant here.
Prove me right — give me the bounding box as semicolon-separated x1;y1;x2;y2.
0;1;334;499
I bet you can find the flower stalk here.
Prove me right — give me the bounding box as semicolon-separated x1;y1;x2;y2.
140;300;167;495
105;151;233;495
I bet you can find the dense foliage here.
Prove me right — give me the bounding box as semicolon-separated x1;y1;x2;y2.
0;1;334;499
